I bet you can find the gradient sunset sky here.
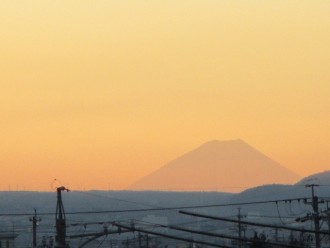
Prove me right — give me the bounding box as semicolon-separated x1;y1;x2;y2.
1;1;330;191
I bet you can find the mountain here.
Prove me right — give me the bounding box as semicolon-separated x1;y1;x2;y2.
128;139;300;192
296;170;330;185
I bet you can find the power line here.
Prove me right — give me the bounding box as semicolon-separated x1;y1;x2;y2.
141;221;305;248
112;222;233;248
0;197;312;217
72;190;162;209
179;210;330;235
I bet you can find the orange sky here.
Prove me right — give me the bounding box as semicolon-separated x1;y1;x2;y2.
1;1;330;191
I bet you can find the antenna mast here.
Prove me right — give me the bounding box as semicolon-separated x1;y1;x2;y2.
55;186;69;248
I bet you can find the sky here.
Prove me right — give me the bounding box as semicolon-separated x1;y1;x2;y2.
1;0;330;191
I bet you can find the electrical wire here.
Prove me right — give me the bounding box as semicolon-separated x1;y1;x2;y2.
72;190;163;209
0;197;312;217
276;201;286;225
95;235;107;248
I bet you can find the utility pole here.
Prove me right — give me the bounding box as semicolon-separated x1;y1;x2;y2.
29;209;41;248
237;208;247;248
306;184;321;248
327;201;330;248
55;186;69;248
238;208;242;248
138;232;142;248
274;228;278;243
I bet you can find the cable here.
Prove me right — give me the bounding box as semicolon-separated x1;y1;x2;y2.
180;210;330;235
113;222;232;248
95;235;107;248
0;197;311;217
72;190;162;209
276;201;286;225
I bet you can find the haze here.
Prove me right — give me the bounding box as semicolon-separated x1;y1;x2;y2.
1;1;330;191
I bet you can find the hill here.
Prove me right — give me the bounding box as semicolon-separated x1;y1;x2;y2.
296;170;330;185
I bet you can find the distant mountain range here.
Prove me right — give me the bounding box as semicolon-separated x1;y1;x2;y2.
1;171;329;215
2;170;330;248
128;139;300;192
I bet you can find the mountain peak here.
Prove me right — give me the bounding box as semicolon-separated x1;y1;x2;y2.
198;139;253;149
129;140;300;192
201;139;243;145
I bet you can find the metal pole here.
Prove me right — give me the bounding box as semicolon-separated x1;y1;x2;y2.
32;210;37;248
30;209;41;248
55;186;69;248
138;232;142;248
327;201;330;248
238;208;242;248
306;184;321;248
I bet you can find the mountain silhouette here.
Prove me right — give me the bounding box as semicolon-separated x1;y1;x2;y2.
128;139;300;192
296;170;330;186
